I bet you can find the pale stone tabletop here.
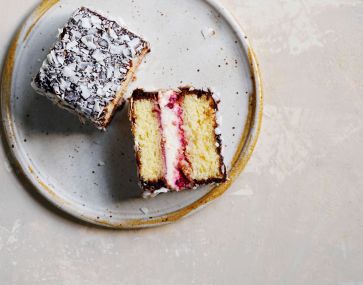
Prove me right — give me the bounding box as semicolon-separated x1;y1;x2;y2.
1;1;362;284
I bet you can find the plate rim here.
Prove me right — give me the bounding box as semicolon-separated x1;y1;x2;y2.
0;0;263;228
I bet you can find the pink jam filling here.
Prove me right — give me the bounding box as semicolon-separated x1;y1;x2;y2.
158;90;192;190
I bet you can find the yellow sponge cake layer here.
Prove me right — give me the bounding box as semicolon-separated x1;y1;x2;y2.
130;96;164;186
181;92;225;182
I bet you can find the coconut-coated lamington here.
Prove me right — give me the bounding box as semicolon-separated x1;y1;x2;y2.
31;7;150;129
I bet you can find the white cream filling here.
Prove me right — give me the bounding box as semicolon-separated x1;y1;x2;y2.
158;90;182;190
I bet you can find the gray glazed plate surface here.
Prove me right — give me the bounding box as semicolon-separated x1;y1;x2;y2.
1;0;262;228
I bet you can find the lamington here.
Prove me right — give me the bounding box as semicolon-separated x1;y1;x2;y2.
129;87;227;195
31;7;150;129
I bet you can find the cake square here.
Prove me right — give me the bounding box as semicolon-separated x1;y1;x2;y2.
129;88;227;196
31;7;150;129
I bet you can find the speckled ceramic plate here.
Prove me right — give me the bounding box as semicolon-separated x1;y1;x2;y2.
1;0;262;228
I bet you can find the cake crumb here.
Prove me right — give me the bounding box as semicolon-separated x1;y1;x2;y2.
201;27;215;39
140;207;149;214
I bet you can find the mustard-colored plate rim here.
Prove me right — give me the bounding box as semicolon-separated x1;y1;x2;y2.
0;0;263;229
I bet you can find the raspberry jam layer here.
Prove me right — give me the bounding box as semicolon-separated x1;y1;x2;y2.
158;90;191;190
